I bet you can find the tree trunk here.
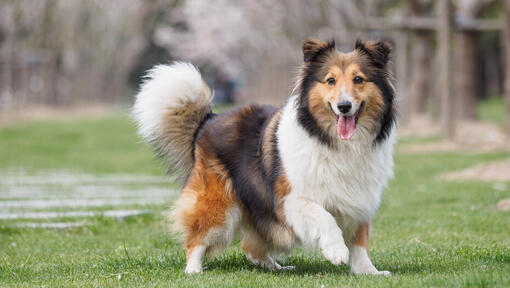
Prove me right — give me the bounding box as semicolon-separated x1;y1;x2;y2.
393;31;410;121
437;0;455;138
453;0;498;120
504;0;510;137
409;31;432;114
454;29;479;120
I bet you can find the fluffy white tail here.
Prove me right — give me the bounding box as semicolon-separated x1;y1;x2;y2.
132;62;213;177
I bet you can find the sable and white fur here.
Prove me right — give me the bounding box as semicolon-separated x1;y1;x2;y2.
133;39;396;275
133;62;213;178
279;97;394;274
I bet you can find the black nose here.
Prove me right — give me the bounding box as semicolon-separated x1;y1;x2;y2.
337;101;352;114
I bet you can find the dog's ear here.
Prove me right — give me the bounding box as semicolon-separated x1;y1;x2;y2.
302;38;335;62
355;39;391;68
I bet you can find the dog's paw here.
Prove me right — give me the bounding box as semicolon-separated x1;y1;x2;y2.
351;266;391;276
322;243;349;265
247;254;295;271
185;263;203;274
356;270;391;276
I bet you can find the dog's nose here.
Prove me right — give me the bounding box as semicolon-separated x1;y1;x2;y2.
337;101;352;114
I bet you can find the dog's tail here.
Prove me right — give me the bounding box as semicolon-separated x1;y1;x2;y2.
133;62;213;178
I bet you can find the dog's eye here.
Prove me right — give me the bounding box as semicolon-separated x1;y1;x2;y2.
326;77;336;86
353;76;364;84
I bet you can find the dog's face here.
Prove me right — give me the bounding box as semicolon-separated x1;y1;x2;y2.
297;39;395;146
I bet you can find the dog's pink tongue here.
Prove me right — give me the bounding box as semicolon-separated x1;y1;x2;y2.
337;115;355;140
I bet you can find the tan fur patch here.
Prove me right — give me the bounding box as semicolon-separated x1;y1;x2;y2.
306;51;386;138
308;82;338;136
274;173;291;200
271;173;294;251
358;84;385;133
158;93;212;178
260;111;281;174
353;222;371;257
168;146;236;251
241;219;271;262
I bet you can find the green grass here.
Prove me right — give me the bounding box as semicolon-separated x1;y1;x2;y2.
423;95;507;125
1;111;510;287
477;96;507;125
0;113;164;175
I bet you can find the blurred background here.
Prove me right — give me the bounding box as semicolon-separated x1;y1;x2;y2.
1;2;510;285
0;0;509;145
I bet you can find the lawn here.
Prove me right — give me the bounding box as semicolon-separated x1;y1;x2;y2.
1;109;509;287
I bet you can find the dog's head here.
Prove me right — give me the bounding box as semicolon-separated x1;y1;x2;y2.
296;39;395;146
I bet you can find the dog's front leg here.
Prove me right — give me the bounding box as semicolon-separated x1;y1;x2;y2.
349;222;391;276
283;196;349;265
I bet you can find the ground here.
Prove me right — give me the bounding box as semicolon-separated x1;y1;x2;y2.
1;104;510;287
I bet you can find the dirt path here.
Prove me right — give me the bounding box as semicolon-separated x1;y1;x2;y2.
0;105;117;127
437;159;510;212
438;159;510;182
399;115;509;153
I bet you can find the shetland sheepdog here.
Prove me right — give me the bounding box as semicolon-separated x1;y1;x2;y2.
133;39;396;275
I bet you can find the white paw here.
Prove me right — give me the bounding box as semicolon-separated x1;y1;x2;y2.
322;243;349;265
351;267;391;276
185;263;202;274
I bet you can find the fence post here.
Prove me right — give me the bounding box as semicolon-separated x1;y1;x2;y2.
437;0;455;138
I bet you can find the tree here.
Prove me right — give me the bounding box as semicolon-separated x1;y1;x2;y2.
453;0;497;119
153;0;363;103
454;0;480;119
409;0;434;115
504;0;510;137
0;0;172;108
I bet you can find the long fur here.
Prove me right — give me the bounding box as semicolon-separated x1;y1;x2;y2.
132;62;213;178
133;39;396;275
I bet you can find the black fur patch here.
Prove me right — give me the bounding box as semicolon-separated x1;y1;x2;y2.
355;40;396;144
296;98;335;147
198;105;283;243
191;112;216;160
372;76;396;144
303;39;336;62
297;40;337;148
355;40;391;68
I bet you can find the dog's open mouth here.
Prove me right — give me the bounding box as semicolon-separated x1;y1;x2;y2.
336;102;364;140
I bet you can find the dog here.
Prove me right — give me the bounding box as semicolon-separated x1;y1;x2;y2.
133;39;396;275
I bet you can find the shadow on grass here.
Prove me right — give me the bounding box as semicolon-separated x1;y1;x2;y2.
19;245;503;280
97;250;352;276
203;254;351;276
202;247;510;276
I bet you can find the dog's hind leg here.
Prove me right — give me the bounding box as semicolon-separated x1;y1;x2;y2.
172;187;210;274
185;244;206;274
240;220;293;270
169;149;240;274
182;205;240;274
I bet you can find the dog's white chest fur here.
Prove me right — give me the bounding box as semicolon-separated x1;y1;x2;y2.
277;97;395;223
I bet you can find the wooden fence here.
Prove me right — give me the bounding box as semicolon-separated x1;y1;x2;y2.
361;0;509;137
